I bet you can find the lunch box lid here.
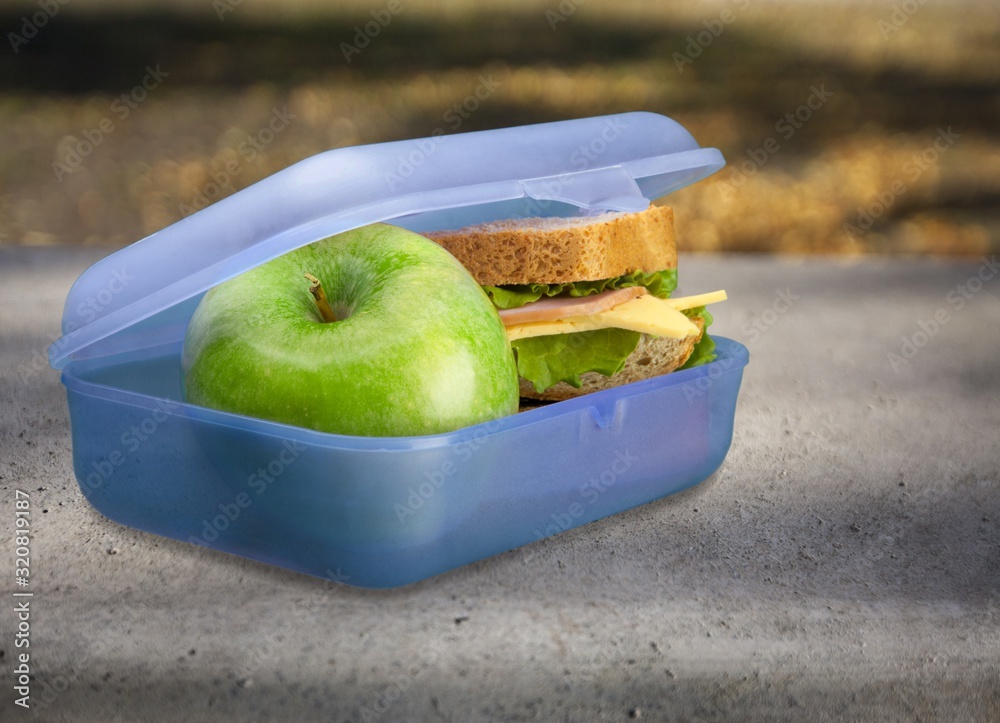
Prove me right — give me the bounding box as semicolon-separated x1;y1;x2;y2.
48;111;725;369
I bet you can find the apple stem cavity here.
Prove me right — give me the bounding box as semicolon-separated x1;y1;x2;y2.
304;273;338;323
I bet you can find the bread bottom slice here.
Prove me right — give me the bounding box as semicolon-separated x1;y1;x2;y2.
518;317;705;402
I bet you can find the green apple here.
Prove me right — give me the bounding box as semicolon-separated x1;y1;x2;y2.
182;223;520;436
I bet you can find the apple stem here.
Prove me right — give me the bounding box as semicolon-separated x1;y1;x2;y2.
304;273;338;323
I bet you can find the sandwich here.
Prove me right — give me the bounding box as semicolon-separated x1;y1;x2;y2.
426;205;726;401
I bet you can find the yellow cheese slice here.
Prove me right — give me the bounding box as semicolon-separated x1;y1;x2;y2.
505;290;726;342
663;289;727;311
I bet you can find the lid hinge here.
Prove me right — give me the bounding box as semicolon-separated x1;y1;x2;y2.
519;165;649;214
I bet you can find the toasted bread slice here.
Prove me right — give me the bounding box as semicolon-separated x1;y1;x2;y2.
518;316;705;402
427;205;676;286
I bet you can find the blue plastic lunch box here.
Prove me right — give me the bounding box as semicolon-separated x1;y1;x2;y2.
49;112;748;588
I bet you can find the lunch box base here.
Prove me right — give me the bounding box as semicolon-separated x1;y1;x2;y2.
63;337;747;588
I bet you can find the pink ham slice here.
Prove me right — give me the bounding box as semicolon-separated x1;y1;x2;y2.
497;286;649;327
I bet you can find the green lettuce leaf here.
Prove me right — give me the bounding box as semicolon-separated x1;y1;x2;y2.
679;306;717;369
495;268;716;392
484;268;677;310
511;328;641;392
511;305;717;393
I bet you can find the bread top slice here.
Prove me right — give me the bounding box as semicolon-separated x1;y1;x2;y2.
426;205;676;286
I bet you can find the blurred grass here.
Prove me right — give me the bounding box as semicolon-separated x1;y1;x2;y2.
1;0;998;254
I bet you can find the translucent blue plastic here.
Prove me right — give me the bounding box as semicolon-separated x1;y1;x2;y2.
49;112;723;369
63;338;746;588
51;112;747;587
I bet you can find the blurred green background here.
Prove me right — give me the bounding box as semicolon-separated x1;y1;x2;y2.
2;0;998;255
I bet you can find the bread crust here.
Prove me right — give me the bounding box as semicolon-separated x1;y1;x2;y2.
518;316;705;402
427;205;697;402
427;205;676;286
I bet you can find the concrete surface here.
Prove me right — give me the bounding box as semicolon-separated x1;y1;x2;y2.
2;246;999;722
